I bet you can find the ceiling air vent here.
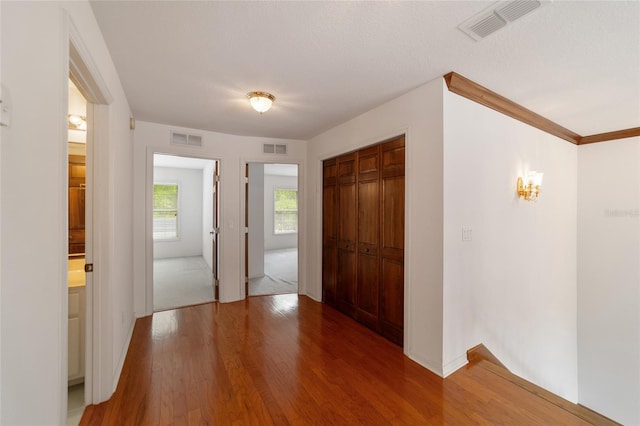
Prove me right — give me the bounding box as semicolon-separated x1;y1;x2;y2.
496;0;542;22
170;131;202;147
459;0;544;41
466;12;506;40
263;143;288;155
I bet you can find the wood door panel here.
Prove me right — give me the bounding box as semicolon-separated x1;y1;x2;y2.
358;145;379;181
381;136;405;178
358;155;377;174
337;153;356;185
381;258;404;329
322;243;337;305
357;180;378;247
338;184;356;243
323;160;337;184
337;249;356;310
357;253;379;321
382;176;405;252
323;186;337;240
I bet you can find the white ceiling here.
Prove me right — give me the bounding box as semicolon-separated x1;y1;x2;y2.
90;1;640;140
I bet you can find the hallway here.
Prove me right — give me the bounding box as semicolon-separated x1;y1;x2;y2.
81;295;596;425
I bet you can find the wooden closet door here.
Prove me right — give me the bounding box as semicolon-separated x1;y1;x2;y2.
336;152;357;315
356;145;380;328
380;136;405;346
322;159;338;306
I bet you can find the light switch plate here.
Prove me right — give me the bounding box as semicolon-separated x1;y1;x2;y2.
462;226;472;242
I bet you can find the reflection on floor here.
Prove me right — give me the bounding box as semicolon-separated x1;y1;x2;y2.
66;383;84;426
249;248;298;296
153;256;214;311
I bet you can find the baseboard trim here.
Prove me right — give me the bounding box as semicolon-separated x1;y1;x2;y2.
405;351;444;378
443;354;468;378
468;344;620;426
112;318;135;393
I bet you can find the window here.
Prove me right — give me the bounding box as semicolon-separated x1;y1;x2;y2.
274;188;298;234
153;183;179;240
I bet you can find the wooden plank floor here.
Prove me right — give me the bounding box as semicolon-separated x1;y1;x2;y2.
81;295;592;425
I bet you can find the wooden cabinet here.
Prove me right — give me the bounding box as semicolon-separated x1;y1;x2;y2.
322;136;405;346
68;286;86;384
68;155;86;255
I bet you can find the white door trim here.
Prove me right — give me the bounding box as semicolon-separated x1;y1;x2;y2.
66;13;114;410
144;148;222;316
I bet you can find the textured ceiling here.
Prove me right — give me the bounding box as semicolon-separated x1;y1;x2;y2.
90;1;640;140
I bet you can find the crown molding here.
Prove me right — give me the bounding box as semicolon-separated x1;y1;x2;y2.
579;127;640;145
444;72;639;146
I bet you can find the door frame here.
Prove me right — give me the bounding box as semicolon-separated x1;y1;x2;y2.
144;148;221;315
67;15;114;412
242;160;303;298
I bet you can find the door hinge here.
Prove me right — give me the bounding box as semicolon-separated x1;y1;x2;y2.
214;175;220;183
84;263;94;273
245;227;249;234
245;176;249;184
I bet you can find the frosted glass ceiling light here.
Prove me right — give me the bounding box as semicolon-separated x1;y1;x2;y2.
68;114;87;131
247;91;275;114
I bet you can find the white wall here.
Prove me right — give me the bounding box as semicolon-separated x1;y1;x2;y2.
307;77;445;374
133;121;307;313
264;174;298;251
577;138;640;425
1;1;134;424
248;164;265;278
153;167;203;259
442;91;578;400
0;3;3;419
202;162;214;271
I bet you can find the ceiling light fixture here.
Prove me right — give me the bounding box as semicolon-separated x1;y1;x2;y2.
68;114;87;131
247;91;275;114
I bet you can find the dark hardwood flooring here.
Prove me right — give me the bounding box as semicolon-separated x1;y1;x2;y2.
81;295;592;425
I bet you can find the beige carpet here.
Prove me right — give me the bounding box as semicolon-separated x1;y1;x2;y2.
249;248;298;296
153;256;214;311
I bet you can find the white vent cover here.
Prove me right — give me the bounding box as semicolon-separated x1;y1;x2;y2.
263;143;287;155
170;131;202;147
496;0;542;22
459;0;544;41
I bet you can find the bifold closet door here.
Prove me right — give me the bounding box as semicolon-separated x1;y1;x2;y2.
322;135;405;346
322;159;337;306
380;137;405;345
355;145;380;329
336;152;357;316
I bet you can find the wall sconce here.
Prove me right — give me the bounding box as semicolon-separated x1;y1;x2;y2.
68;114;87;131
517;171;544;202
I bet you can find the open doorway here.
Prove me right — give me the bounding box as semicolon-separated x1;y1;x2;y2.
152;154;219;311
66;79;87;426
246;163;298;296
